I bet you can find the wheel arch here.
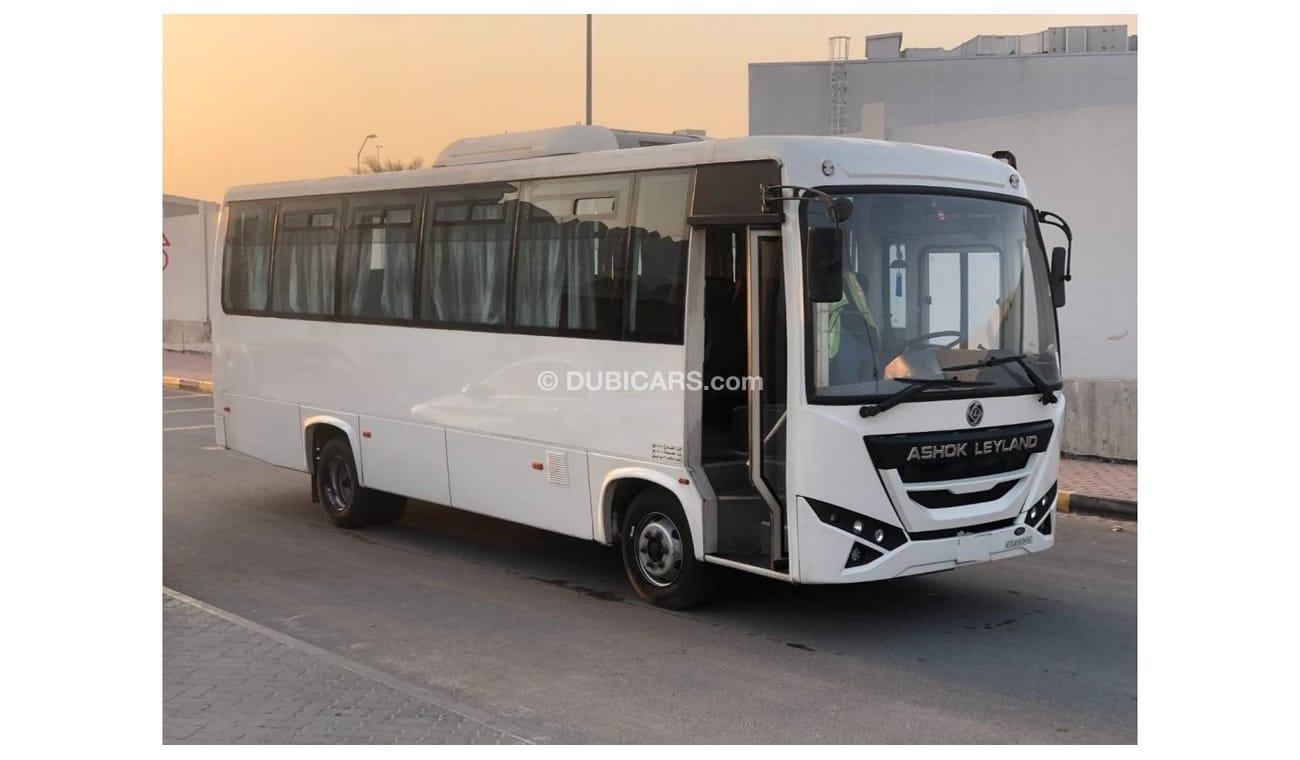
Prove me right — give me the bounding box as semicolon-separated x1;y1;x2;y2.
595;468;707;560
302;415;362;481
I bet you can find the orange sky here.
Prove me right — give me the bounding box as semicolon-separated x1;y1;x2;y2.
163;14;1138;202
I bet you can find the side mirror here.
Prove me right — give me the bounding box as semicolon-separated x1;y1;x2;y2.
830;196;854;223
807;227;844;303
1050;246;1068;307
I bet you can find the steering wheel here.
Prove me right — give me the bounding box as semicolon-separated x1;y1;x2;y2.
898;331;964;352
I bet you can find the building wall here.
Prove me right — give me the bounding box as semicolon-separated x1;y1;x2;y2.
748;52;1137;136
892;105;1136;460
164;196;219;353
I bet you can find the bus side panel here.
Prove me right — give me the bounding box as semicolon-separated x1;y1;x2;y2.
445;430;593;540
223;393;304;471
358;415;450;505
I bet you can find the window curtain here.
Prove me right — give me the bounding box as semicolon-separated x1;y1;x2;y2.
424;219;510;325
341;227;416;320
273;228;336;315
514;210;607;331
224;208;271;310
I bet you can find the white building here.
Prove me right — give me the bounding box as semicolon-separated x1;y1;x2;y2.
164;194;220;353
749;26;1137;460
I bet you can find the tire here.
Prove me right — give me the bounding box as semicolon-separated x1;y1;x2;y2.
314;436;398;529
620;490;717;609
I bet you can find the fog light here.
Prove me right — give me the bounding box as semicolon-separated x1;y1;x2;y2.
844;541;883;568
852;520;863;534
873;528;885;544
1028;507;1038;523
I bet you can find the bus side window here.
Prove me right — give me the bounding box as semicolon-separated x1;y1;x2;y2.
626;171;691;344
514;175;632;338
222;201;274;313
422;185;518;327
339;193;421;321
271;201;341;316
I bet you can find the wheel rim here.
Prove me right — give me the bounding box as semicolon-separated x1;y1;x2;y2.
635;512;684;587
323;457;353;513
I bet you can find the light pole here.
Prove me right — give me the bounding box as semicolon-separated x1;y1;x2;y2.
375;144;383;164
356;133;378;173
585;15;592;125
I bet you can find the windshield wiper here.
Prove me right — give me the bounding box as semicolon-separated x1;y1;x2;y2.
859;377;994;419
944;354;1059;405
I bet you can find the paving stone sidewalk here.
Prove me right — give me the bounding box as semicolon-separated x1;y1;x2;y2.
1058;457;1136;505
163;591;530;744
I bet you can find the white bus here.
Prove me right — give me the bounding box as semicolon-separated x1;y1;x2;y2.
212;125;1073;608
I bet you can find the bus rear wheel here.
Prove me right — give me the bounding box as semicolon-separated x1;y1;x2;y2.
620;490;716;609
315;436;400;529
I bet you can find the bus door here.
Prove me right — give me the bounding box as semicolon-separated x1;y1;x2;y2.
748;230;788;569
700;226;787;571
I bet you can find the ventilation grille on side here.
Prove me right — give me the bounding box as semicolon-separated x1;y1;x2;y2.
546;451;569;486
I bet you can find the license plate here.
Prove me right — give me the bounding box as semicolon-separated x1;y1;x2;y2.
956;534;992;563
1004;536;1032;549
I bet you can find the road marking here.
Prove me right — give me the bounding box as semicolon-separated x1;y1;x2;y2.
164;407;213;414
163;392;211;400
164;424;215;432
162;587;538;743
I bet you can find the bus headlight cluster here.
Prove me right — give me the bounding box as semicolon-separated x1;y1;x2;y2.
805;497;908;551
1025;482;1057;536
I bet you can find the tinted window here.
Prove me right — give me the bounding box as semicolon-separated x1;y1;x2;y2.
422;184;517;327
627;171;691;343
221;201;273;312
691;160;781;219
340;193;420;321
271;199;341;316
514;174;632;336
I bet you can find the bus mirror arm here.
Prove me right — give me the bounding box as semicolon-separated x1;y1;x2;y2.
1036;209;1072;281
761;185;854;224
763;185;853;303
1037;210;1073;308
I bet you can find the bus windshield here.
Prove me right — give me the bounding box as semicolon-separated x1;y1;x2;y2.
804;191;1060;402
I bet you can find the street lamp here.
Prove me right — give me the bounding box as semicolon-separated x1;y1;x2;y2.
375;144;383;164
356;133;378;173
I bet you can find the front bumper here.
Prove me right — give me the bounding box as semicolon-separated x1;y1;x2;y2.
794;493;1055;584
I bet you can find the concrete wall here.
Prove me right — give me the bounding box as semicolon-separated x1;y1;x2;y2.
164;196;219;353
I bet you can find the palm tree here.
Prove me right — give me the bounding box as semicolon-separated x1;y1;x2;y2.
351;156;425;174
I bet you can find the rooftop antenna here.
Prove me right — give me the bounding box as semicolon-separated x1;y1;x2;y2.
828;35;850;135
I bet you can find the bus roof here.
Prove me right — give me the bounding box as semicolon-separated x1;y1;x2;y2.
222;131;1028;204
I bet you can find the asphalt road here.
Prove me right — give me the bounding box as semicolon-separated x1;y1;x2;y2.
163;389;1137;744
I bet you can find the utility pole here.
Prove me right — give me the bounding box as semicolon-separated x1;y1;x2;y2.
586;14;592;125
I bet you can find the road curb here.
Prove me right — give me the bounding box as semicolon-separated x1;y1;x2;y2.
1059;489;1136;521
164;376;212;393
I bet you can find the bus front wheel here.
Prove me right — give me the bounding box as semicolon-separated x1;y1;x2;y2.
620;490;716;609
